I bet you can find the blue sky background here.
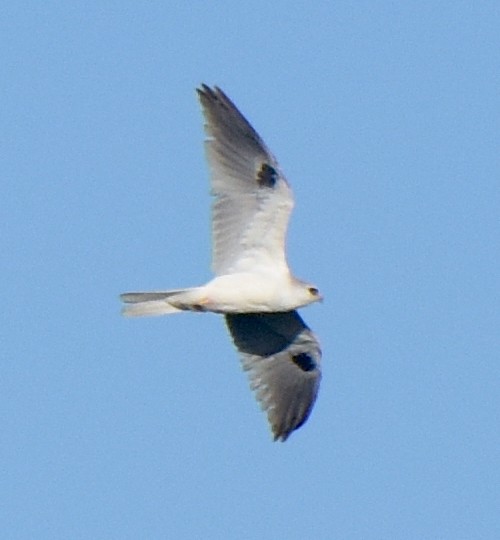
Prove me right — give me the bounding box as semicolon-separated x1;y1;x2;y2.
2;2;499;538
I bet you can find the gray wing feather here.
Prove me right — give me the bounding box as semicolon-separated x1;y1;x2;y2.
225;311;321;441
197;85;294;276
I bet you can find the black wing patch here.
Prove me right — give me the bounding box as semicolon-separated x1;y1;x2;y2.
291;352;317;372
257;163;278;188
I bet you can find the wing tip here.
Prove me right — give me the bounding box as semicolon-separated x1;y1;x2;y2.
273;430;291;443
196;84;236;115
270;408;314;442
196;83;212;99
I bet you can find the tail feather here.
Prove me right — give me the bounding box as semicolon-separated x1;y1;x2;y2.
120;290;187;304
120;289;189;317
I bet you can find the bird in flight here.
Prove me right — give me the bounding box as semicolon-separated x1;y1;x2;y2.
121;85;322;441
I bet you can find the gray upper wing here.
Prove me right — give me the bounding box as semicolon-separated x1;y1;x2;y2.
225;311;321;441
197;85;294;276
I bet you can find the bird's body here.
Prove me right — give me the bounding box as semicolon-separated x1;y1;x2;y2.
123;272;319;315
121;85;322;441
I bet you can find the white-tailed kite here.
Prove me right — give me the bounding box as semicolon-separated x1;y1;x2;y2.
121;85;322;441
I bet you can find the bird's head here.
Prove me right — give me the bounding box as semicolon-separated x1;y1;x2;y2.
292;279;323;307
305;284;323;304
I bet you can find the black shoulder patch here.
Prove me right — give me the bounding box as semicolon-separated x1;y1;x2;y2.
256;163;278;188
291;352;317;372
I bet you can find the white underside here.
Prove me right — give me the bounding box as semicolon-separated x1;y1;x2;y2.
121;271;314;317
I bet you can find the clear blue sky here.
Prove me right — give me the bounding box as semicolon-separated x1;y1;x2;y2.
2;2;499;538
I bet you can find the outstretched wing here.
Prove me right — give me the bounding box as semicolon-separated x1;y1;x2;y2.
197;85;294;277
225;311;321;441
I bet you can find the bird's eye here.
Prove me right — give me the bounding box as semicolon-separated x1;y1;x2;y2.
308;287;319;296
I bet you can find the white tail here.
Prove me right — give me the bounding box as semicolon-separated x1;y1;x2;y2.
120;290;188;317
